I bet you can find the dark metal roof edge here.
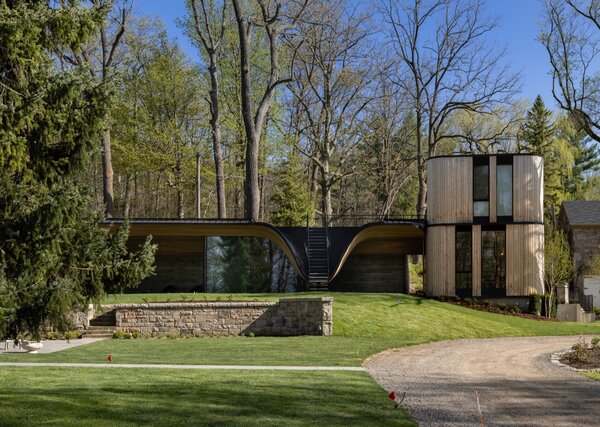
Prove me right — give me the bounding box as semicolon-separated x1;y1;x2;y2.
428;153;544;160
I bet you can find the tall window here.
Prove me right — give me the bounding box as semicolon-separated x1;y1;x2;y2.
455;226;472;297
481;226;506;297
473;157;489;221
496;156;513;219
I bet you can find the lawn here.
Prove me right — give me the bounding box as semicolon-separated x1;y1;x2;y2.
582;371;600;381
0;367;414;426
2;293;600;366
2;293;599;426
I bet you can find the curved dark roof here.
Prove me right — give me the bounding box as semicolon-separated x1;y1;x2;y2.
562;201;600;225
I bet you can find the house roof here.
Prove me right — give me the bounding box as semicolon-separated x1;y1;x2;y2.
561;201;600;226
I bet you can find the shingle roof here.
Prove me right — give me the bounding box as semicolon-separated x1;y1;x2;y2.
562;201;600;225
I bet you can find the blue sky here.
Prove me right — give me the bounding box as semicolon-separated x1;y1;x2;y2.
136;0;552;107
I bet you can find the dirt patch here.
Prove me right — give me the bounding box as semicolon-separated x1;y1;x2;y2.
560;338;600;369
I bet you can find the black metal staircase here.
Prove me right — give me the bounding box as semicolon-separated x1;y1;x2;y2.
307;227;329;291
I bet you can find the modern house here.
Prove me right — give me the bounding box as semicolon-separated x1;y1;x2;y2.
108;153;545;300
425;154;545;300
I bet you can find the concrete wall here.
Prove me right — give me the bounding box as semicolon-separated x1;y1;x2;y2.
111;298;332;336
329;254;404;292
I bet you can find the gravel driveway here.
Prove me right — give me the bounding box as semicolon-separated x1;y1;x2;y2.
364;336;600;426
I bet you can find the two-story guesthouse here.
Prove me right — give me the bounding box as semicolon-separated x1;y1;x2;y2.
425;154;544;299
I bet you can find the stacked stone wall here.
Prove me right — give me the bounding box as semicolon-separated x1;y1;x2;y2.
572;228;600;294
111;297;332;336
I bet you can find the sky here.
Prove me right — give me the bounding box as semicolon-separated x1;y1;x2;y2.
135;0;554;107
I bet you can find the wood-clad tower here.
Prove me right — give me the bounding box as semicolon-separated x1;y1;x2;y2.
425;154;544;298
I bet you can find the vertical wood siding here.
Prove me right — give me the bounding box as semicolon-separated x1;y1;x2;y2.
489;156;497;223
506;224;544;296
426;226;455;296
427;157;473;224
513;156;544;222
472;225;482;297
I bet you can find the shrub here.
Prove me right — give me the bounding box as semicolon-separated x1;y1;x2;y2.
498;303;508;311
593;307;600;316
529;293;542;315
592;337;600;349
113;330;126;339
570;339;589;363
482;300;491;308
510;305;522;314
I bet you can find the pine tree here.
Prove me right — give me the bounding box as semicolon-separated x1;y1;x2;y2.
521;96;555;154
520;96;567;230
0;1;155;341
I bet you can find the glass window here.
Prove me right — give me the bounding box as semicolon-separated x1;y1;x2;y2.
455;229;472;296
474;201;489;216
481;229;506;296
473;164;489;201
496;164;513;217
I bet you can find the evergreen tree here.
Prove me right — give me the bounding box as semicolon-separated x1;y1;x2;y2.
520;96;568;230
270;156;312;226
521;95;556;154
0;0;155;340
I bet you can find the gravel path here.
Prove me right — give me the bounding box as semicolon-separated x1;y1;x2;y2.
364;336;600;427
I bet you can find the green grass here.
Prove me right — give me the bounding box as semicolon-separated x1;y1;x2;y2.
582;371;600;381
3;293;599;366
0;367;414;426
3;293;599;426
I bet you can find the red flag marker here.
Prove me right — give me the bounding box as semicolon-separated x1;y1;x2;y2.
388;391;396;401
107;354;113;362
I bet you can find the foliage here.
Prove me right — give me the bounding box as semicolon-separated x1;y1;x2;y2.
583;251;600;275
528;293;542;316
270;157;312;226
0;0;155;340
544;230;574;317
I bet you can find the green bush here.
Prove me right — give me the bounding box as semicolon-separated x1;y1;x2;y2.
510;304;523;314
592;337;600;349
570;339;589;363
498;303;508;311
529;293;542;316
593;307;600;316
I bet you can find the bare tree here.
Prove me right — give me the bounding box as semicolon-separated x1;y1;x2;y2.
383;0;519;216
186;0;228;218
231;0;307;221
289;0;372;223
63;0;132;217
541;0;600;143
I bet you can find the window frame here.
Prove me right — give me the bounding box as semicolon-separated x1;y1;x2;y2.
496;155;514;223
480;224;506;297
473;156;490;223
455;225;473;298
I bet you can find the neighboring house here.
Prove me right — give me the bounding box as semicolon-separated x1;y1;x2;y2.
425;154;545;301
559;200;600;308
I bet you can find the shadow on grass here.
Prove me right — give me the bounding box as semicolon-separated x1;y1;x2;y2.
0;368;415;426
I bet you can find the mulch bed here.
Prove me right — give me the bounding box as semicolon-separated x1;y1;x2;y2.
443;299;559;321
560;343;600;369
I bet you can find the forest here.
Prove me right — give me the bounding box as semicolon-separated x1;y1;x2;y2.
75;0;600;225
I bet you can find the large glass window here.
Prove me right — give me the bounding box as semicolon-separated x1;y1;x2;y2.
496;159;513;219
481;228;506;296
455;227;472;297
473;158;489;218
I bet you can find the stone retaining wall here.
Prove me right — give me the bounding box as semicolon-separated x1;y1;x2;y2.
111;297;332;336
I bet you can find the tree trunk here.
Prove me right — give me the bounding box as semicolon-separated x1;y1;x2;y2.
208;53;227;218
232;0;260;221
196;151;201;218
102;125;115;218
123;174;132;218
177;190;184;219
